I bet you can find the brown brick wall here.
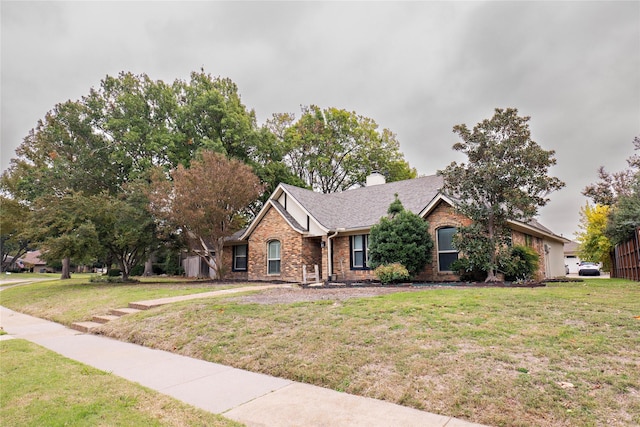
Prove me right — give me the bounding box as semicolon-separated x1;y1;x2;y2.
248;208;322;282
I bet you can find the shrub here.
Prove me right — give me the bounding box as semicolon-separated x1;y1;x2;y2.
374;263;410;285
500;245;539;281
106;268;121;277
369;195;433;277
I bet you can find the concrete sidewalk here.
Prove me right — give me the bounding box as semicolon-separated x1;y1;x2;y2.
0;306;487;427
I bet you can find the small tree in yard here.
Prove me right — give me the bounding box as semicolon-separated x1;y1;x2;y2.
150;151;264;279
438;108;565;282
368;195;433;278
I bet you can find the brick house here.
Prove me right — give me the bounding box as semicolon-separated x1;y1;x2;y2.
218;173;567;283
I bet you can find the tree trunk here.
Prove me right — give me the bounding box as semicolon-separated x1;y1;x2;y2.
120;261;129;281
485;213;500;282
61;257;71;279
143;256;154;276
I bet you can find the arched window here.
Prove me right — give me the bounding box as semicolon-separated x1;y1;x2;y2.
267;240;281;274
437;227;458;272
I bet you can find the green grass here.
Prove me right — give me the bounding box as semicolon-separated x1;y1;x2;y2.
101;279;639;427
0;339;240;426
0;277;252;325
1;272;63;281
2;278;639;426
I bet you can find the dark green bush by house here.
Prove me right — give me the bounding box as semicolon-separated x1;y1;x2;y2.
368;195;433;278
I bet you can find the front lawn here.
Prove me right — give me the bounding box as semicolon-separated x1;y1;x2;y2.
2;278;638;426
101;279;639;427
0;339;240;426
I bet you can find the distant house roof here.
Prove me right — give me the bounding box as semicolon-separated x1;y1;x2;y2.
564;241;579;255
281;175;444;231
21;250;46;266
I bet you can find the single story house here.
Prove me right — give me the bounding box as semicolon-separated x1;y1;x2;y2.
21;250;50;273
213;173;567;283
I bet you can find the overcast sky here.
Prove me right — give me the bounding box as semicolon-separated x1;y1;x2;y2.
2;1;639;239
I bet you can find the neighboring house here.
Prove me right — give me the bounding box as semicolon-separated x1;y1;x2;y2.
21;250;50;273
216;173;567;283
563;241;583;274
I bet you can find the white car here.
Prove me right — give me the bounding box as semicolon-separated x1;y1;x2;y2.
578;262;601;276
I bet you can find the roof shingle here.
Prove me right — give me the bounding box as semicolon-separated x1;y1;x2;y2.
281;175;444;230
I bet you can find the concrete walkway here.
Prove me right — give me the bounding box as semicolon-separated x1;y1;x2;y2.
0;307;487;427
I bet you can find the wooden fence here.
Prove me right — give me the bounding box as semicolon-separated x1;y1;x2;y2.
610;227;640;281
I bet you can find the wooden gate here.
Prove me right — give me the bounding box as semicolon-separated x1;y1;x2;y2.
610;227;640;281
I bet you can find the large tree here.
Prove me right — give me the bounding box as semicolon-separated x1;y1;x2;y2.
149;151;264;279
438;108;565;281
270;106;416;193
87;190;157;281
2;70;275;276
24;193;100;279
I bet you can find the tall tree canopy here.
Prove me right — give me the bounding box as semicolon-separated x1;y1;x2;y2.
269;105;416;193
149;151;264;279
2;70;416;278
438;107;565;281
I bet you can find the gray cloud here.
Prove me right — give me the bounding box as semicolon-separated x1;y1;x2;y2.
2;1;638;239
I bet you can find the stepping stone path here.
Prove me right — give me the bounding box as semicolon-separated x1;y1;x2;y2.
70;284;292;333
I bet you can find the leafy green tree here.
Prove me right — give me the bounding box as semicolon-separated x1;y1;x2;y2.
368;195;433;277
438;108;565;281
0;196;32;272
576;203;612;270
87;190;157;281
24;193;101;279
273;106;416;193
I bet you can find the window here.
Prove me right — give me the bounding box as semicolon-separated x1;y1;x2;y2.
267;240;281;274
437;227;458;272
233;245;247;271
350;234;369;269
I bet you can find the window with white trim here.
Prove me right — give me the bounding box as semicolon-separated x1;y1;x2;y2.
233;245;248;271
267;240;281;274
350;234;370;270
437;227;458;272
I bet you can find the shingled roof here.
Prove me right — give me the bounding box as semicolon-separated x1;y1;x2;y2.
281;174;444;231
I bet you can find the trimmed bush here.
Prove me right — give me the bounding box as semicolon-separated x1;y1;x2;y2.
369;195;433;278
374;263;410;285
